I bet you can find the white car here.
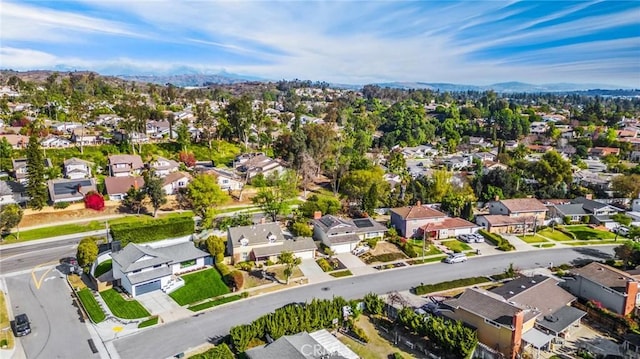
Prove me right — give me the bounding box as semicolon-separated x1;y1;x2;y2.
444;253;467;264
458;234;474;243
471;233;485;242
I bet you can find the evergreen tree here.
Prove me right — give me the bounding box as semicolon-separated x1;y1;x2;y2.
144;172;167;217
26;133;47;210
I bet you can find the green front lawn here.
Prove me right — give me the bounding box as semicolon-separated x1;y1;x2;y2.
518;234;548;243
563;225;616;240
537;228;574;241
440;240;472;252
100;289;150;319
407;240;442;256
94;259;112;278
169;268;230;306
77;289;106;323
565;239;628;246
407;255;448;265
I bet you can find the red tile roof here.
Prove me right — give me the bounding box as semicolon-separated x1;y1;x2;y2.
390;205;446;220
499;198;548;213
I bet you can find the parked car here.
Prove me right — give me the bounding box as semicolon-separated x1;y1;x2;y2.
14;313;31;336
352;245;370;256
471;233;485;243
60;257;78;266
457;234;472;243
444;253;467;264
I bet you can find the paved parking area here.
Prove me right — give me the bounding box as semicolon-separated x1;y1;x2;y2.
298;258;332;283
137;291;183;313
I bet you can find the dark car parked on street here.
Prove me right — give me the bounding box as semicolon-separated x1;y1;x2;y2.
14;313;31;336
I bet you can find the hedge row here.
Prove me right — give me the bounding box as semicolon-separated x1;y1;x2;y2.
110;216;194;245
478;229;515;251
556;226;577;240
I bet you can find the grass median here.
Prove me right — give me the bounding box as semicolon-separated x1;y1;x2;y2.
414;276;491;295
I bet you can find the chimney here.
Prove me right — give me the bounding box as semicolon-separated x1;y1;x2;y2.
494;195;500;202
510;311;524;359
623;280;638;316
585;194;593;200
313;211;322;220
416;201;421;207
259;217;266;225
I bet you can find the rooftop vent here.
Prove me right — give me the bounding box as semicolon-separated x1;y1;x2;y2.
531;280;536;284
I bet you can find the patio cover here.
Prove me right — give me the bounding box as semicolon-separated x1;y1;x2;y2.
522;328;554;349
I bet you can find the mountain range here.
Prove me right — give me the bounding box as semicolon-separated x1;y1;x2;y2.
114;73;632;93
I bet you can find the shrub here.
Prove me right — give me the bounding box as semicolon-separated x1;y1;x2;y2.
84;191;105;211
563;216;571;225
53;201;71;209
235;261;254;271
290;221;313;237
581;215;591;224
110;216;194;245
178;151;196;167
229;270;244;290
556;226;577;240
265;259;275;266
348;319;369;343
316;258;333;272
216;262;232;278
478;230;515;251
414;276;490;295
365;237;379;249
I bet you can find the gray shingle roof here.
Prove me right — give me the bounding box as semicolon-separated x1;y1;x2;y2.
112;242;209;274
553;204;589;217
245;331;350;359
111;244;171;273
228;223;285;248
252;237;317;258
0;180;24;196
128;266;172;285
312;215;387;236
491;276;576;315
443;287;537;326
536;306;586;334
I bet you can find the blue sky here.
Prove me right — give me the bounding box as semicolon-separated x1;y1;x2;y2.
1;0;639;86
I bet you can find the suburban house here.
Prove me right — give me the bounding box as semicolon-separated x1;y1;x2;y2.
389;202;479;239
108;154;144;177
442;275;583;358
12;158;53;184
41;136;71;148
47;178;97;203
0;134;27;149
227;223;316;264
245;329;359;359
234;153;285;180
0;180;27;205
206;168;244;191
110;241;210;297
161;171;191;195
312;214;387;254
71;128;100;146
549;196;622;226
63;158;93;179
622;333;640;359
561;262;638;316
589;147;621;158
477;198;548;234
146;120;173;139
149;156;179;177
112;130;149;144
104;176;144;200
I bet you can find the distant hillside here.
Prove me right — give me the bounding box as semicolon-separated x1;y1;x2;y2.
373;81;634;93
117;73;263;87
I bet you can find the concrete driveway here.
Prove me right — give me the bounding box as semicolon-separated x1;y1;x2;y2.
298;258;332;283
335;253;376;275
502;234;539;251
136;291;191;322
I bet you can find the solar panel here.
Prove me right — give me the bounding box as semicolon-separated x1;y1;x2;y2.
353;219;374;228
53;180;93;195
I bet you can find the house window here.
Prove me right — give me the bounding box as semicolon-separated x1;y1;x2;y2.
133;269;141;273
222;179;229;184
153;264;162;268
180;260;196;268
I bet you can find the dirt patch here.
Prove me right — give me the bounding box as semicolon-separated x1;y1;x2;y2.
20;202;123;228
370;241;403;256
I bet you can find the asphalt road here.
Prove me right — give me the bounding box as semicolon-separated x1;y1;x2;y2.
113;245;616;359
0;234;108;275
5;269;96;359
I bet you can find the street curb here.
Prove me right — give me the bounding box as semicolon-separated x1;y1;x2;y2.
0;230;108;250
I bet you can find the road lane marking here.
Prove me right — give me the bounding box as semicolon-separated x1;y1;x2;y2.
31;261;59;289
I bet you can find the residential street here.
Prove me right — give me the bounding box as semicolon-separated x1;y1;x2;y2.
112;245;615;359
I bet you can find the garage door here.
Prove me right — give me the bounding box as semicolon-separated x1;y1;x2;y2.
135;280;161;296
